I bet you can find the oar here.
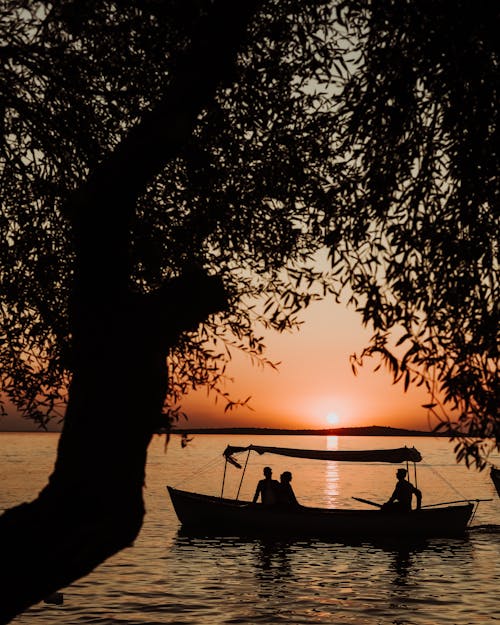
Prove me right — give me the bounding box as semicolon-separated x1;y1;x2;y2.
352;496;382;508
421;498;493;509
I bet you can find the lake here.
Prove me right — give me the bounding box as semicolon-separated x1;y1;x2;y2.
1;432;499;624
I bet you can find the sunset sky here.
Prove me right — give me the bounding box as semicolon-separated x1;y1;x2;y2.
181;295;435;432
1;294;435;433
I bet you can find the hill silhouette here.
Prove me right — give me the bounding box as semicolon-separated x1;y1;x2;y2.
170;425;446;437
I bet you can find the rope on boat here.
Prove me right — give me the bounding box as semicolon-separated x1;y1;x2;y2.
421;459;466;500
171;454;223;489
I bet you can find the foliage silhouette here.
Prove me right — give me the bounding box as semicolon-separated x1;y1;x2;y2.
0;0;497;621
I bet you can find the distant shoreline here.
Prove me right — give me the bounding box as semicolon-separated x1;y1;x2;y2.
170;425;449;437
0;425;451;437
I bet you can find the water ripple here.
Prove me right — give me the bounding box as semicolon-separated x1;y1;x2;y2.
5;434;500;625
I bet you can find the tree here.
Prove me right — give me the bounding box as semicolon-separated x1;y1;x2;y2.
335;0;498;466
0;0;497;621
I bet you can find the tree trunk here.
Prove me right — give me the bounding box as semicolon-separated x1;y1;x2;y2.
0;2;260;621
0;308;161;622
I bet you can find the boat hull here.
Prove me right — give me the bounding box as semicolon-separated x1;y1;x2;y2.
167;487;474;538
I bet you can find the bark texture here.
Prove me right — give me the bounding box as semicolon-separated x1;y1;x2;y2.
0;2;259;621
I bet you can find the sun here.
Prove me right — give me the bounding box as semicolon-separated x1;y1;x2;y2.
326;412;340;426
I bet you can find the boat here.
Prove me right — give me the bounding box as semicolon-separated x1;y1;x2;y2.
168;487;476;537
491;467;500;498
167;444;481;538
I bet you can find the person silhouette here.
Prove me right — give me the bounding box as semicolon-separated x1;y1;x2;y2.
383;468;422;512
277;471;299;506
253;466;280;505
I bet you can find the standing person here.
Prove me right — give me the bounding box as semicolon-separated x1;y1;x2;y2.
383;468;422;512
277;471;299;506
253;466;280;505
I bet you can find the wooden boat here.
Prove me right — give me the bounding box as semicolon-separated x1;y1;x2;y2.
167;444;478;538
168;487;474;537
491;467;500;498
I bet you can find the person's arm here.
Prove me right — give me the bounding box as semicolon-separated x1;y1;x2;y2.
387;485;398;504
289;485;299;505
413;487;422;510
253;481;262;503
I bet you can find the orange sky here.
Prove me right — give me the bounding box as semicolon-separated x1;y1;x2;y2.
181;296;435;431
0;295;436;433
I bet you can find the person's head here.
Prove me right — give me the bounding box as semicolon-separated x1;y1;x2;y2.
280;471;292;484
263;466;272;478
396;468;407;480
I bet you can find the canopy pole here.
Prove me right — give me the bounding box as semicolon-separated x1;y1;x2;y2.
220;457;228;499
236;450;251;501
413;462;418;490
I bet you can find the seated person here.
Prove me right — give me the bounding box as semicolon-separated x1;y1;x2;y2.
383;468;422;512
277;471;299;506
253;466;280;505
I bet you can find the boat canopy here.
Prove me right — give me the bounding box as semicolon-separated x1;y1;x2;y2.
223;444;422;464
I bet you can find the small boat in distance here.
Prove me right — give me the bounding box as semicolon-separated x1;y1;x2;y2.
167;444;482;538
491;467;500;498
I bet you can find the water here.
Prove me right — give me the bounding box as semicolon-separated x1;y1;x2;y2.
1;433;499;624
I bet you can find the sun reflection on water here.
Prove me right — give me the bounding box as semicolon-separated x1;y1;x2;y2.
324;435;340;506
